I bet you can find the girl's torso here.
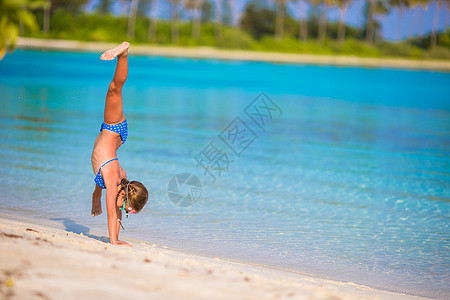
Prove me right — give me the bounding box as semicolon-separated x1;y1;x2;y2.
91;130;123;178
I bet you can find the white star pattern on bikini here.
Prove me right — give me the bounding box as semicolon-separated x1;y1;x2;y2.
100;120;128;144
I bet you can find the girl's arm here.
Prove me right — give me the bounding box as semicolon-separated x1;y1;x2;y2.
103;166;132;246
105;186;119;244
114;208;131;246
105;187;131;246
116;207;122;239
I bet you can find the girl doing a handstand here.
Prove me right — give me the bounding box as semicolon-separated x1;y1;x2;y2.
91;42;148;246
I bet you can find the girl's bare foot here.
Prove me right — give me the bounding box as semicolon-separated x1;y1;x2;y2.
100;42;130;61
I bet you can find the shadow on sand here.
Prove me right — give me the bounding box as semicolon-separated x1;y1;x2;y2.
50;217;109;243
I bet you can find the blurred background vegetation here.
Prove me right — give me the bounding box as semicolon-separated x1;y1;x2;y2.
1;0;449;59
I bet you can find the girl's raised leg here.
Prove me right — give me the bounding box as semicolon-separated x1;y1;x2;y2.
101;42;130;124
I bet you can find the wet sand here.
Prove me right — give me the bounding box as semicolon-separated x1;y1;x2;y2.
0;215;427;300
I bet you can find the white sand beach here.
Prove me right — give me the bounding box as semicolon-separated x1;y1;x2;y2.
16;37;450;72
0;215;427;300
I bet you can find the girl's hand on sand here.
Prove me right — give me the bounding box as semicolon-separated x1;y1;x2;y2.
115;240;133;247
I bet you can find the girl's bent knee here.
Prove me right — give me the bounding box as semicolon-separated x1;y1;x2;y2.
108;82;123;94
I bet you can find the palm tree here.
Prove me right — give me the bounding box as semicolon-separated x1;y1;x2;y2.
147;0;158;42
407;1;418;39
275;0;293;40
366;0;374;44
127;0;139;39
336;0;352;43
297;0;308;41
446;1;449;28
0;0;46;60
214;0;223;41
365;0;388;45
169;0;181;44
43;0;51;34
43;0;89;34
416;0;429;40
407;0;426;42
184;0;205;41
430;0;443;48
223;0;233;26
311;0;332;44
389;0;411;40
97;0;113;14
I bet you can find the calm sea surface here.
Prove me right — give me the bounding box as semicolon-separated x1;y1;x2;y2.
0;50;449;298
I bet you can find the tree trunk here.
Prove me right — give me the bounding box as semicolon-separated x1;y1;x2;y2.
318;1;327;44
171;0;180;44
43;0;50;34
215;0;223;41
148;0;158;42
408;6;419;41
19;19;24;36
397;7;403;41
430;0;441;49
302;18;308;41
366;0;374;45
301;0;308;41
443;1;448;31
190;9;195;40
418;6;424;40
337;5;347;43
227;0;234;27
127;0;139;39
192;2;203;41
276;1;285;40
148;18;156;42
298;0;306;42
99;0;112;14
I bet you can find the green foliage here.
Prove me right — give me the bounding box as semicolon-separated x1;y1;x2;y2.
154;21;171;44
296;41;335;55
201;1;213;23
95;0;113;15
422;46;450;60
198;23;216;46
256;37;380;56
217;27;255;49
256;36;300;53
378;41;424;58
50;0;89;14
410;29;450;50
332;39;381;57
239;2;275;40
0;0;46;56
30;10;128;42
19;5;450;61
438;32;450;49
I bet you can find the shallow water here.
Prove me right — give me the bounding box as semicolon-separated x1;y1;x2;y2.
0;50;449;298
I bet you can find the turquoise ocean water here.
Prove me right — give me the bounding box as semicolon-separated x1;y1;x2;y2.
0;50;449;298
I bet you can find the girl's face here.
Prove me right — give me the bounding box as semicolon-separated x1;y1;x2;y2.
117;190;136;214
116;190;126;208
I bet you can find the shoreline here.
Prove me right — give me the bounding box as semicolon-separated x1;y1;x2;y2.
0;214;428;299
16;37;450;72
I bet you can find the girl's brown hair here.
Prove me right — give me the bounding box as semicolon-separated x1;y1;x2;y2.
116;179;149;213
